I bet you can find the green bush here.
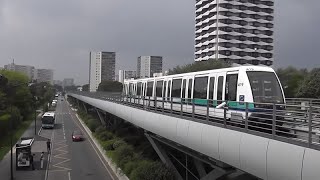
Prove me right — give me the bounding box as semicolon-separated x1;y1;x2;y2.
97;131;114;141
102;139;117;151
95;126;105;135
123;161;137;175
130;161;175;180
112;139;126;150
87;119;100;131
113;144;134;169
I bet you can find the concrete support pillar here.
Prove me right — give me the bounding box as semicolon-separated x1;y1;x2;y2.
82;102;88;113
145;134;183;180
201;169;226;180
95;108;106;125
194;158;207;178
77;99;80;109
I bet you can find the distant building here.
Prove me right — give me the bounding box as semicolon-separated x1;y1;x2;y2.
89;51;116;92
194;0;274;65
153;73;163;77
4;62;35;80
63;78;74;87
137;56;162;78
53;80;63;86
33;69;54;84
118;70;136;83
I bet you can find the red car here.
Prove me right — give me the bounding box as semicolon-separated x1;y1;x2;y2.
72;130;84;141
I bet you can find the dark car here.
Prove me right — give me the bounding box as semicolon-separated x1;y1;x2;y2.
72;130;84;141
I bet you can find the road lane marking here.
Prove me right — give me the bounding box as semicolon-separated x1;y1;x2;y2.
68;171;71;180
45;126;55;180
67;106;115;180
52;140;71;171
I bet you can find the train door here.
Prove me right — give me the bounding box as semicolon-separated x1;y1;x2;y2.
226;71;240;120
181;78;187;112
181;76;193;113
171;78;183;111
215;72;226;118
155;79;164;107
207;74;217;117
142;81;147;105
164;79;172;109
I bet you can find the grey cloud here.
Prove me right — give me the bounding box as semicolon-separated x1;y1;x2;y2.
0;0;319;85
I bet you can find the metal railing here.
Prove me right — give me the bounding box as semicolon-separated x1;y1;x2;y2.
69;91;320;150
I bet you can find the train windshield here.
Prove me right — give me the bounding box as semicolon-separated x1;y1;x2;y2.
247;71;284;103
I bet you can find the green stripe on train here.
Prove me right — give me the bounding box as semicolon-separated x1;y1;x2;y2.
192;99;254;109
193;99;218;107
227;101;254;109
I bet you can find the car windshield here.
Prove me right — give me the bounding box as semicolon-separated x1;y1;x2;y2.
247;71;284;104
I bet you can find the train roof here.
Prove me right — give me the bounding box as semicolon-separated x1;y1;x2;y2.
125;65;275;83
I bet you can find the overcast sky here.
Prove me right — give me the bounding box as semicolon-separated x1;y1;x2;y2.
0;0;319;85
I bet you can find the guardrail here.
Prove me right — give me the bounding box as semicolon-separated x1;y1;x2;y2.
69;92;320;150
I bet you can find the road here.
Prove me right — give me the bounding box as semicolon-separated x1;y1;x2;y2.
41;97;115;180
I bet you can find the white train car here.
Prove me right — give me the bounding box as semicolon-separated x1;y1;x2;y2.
124;66;285;122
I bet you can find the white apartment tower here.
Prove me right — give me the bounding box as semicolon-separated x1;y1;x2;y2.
33;69;54;84
89;52;116;92
137;56;163;78
195;0;274;65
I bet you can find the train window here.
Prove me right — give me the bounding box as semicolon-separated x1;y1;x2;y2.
143;83;146;96
168;80;172;98
137;82;142;96
194;76;208;99
123;84;127;95
129;83;132;95
209;77;215;99
146;81;154;96
188;79;192;99
163;81;167;98
171;79;182;98
156;80;163;97
217;76;224;100
226;74;238;101
182;79;186;98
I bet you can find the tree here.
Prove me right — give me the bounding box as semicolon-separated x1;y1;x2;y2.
0;70;33;121
98;81;123;92
64;85;77;91
53;84;63;92
276;66;307;98
29;81;54;109
296;68;320;98
82;84;89;92
168;59;231;75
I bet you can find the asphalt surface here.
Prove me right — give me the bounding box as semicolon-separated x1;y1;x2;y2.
43;97;115;180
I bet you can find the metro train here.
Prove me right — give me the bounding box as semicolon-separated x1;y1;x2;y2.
123;66;285;123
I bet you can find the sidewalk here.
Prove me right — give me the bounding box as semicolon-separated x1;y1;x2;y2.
0;112;50;180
